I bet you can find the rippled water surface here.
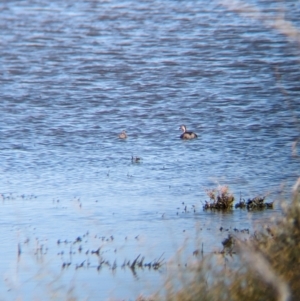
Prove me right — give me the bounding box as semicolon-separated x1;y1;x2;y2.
0;0;299;300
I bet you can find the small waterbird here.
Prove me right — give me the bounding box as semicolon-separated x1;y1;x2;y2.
131;156;141;163
118;130;127;139
179;125;198;139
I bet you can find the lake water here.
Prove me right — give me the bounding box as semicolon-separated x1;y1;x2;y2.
0;0;299;300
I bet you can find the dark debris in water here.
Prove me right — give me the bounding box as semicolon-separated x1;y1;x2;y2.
235;196;273;210
0;193;38;201
56;232;164;274
201;186;274;211
60;252;164;274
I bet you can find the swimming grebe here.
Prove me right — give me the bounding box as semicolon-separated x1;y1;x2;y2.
118;130;127;139
179;125;198;139
131;156;141;163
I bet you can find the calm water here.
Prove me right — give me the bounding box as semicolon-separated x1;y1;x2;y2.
0;0;299;300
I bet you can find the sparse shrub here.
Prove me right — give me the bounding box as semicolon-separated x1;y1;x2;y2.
203;185;234;210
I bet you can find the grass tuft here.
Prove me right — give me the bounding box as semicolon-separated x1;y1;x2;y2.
203;186;234;210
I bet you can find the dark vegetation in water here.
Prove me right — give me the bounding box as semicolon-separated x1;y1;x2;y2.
203;186;273;211
235;195;274;210
56;233;164;275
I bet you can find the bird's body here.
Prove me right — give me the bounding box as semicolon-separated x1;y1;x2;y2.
179;125;197;140
131;156;141;163
118;130;127;139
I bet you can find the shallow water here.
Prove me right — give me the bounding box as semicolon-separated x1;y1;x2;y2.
0;0;299;300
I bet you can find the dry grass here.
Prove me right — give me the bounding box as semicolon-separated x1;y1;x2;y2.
143;178;300;301
203;186;235;210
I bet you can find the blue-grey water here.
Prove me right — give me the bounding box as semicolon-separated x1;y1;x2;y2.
0;0;299;300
